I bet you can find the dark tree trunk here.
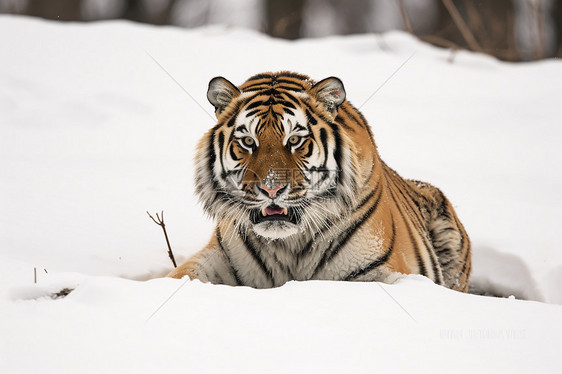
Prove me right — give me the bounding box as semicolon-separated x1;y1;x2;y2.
26;0;83;21
121;0;178;25
332;0;372;35
422;0;518;61
266;0;305;39
554;0;562;57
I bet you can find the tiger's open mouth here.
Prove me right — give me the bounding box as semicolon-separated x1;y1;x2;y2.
250;204;299;225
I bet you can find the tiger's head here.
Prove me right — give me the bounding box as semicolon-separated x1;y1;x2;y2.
195;72;365;240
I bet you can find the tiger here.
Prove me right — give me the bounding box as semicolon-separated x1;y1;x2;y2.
168;71;471;292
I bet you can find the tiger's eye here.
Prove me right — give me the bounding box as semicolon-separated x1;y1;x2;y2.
288;135;301;146
242;136;255;147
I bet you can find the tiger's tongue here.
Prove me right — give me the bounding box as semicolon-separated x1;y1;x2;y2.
265;206;285;215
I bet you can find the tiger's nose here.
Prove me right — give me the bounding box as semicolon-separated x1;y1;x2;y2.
258;184;287;199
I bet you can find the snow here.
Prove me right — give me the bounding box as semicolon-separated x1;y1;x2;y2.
1;16;561;373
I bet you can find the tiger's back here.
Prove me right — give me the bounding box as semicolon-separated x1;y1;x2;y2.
169;71;471;292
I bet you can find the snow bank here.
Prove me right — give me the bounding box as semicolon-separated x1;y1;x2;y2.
1;16;561;373
3;273;562;374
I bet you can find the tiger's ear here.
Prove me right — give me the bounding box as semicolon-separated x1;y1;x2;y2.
207;77;240;116
311;77;346;113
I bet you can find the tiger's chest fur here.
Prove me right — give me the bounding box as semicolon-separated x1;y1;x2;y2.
168;72;471;292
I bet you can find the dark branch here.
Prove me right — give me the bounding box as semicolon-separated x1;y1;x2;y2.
147;210;178;268
440;0;483;53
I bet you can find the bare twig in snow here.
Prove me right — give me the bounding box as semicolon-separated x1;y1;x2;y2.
147;211;178;268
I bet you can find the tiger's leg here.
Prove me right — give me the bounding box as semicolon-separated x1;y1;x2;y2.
425;188;471;292
167;234;240;286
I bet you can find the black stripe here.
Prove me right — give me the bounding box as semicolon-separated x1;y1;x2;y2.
274;78;305;88
388;182;428;277
242;83;270;91
439;257;456;268
392;180;442;284
278;90;301;105
273;251;295;280
435;227;458;234
394;178;424;221
303;141;314;157
299;98;333;125
245;109;260;118
229;144;240;161
398;191;443;284
276;99;296;109
334;115;353;131
245;100;267;111
216;230;242;286
264;89;278;97
226;115;237;127
460;226;470;275
234;124;248;132
356;187;378;211
243;79;272;89
240;232;274;286
283;107;295;116
278;72;309;79
236;95;255;110
404;215;427;277
299;98;317;114
275;85;302;92
297;239;315;262
344;218;396;281
312;184;383;277
245;73;272;81
340;104;364;129
435;246;454;255
454;215;465;255
329;123;343;178
272;117;284;136
217;131;225;171
305;109;318;126
319;128;328;167
393;191;425;240
207;130;220;190
404;182;426;213
348;102;369;127
243;86;272;92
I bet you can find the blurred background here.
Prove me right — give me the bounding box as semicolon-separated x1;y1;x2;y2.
1;0;561;61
